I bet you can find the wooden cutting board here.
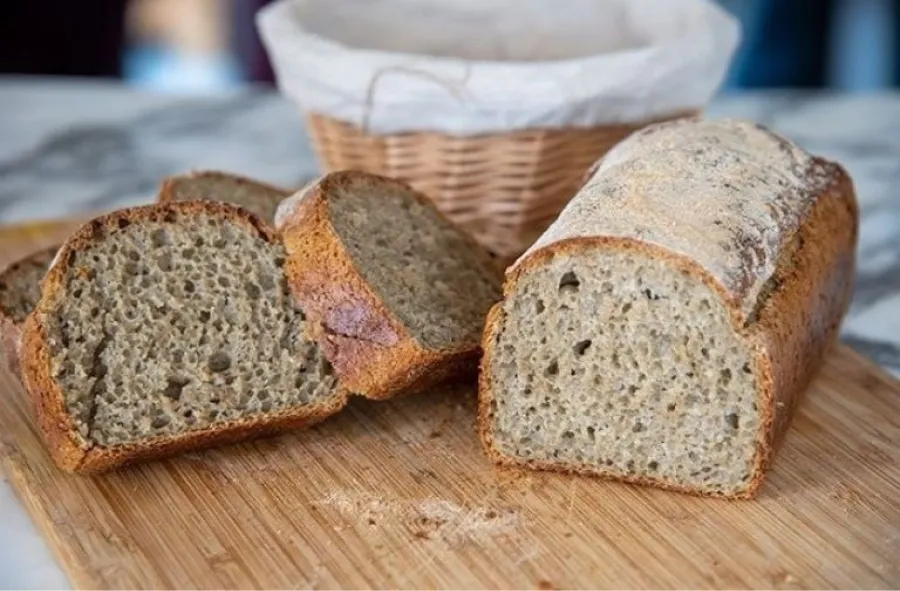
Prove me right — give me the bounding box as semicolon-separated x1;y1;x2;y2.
1;218;898;590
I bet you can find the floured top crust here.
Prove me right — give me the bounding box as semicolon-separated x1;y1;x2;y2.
516;118;842;317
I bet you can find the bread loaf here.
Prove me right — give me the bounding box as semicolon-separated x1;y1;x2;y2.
21;202;345;473
0;246;58;375
479;118;859;498
277;171;502;399
158;170;291;223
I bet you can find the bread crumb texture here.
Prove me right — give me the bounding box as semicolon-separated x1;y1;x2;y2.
327;179;500;350
43;208;337;448
490;249;759;495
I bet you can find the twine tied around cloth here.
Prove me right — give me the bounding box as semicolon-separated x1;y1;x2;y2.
359;63;474;134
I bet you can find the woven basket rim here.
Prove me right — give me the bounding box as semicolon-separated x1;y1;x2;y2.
306;110;698;140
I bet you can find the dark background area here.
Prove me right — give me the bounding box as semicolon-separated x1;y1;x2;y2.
0;0;897;92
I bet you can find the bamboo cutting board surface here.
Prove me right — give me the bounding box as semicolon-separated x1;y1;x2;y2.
0;219;898;590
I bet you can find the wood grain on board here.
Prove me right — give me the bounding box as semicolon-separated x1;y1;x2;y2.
0;218;898;590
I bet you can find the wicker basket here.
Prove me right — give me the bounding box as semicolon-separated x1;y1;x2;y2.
306;112;688;258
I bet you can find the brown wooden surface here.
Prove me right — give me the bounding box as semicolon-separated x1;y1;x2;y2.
0;219;898;590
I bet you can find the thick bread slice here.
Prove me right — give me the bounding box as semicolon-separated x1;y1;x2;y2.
0;246;58;375
277;171;502;400
158;170;291;223
479;118;859;498
21;202;346;473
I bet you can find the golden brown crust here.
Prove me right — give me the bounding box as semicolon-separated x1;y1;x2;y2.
280;170;500;400
747;161;858;491
0;245;59;377
20;201;348;474
479;163;859;499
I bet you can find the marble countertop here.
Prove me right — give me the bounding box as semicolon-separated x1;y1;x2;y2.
0;77;898;589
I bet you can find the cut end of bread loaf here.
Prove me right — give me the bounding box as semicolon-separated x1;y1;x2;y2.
484;244;762;497
0;246;58;324
159;170;290;223
25;203;343;471
1;246;59;376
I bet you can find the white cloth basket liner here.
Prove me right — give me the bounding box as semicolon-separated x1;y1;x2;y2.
257;0;740;135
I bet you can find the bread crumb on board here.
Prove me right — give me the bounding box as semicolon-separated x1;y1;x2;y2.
314;489;522;545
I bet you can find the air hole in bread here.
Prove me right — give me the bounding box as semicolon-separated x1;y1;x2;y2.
559;271;580;293
157;253;173;272
545;360;559;377
151;229;170;248
574;340;591;356
208;352;231;373
258;274;275;291
163;378;187;401
726;413;740;430
719;368;732;386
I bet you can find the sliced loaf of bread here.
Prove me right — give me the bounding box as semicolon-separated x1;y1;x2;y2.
158;170;291;223
21;202;345;473
0;246;58;375
480;118;859;498
277;171;502;400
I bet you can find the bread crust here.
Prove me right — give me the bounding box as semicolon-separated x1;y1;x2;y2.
279;171;500;400
0;245;59;377
478;161;858;499
20;201;348;474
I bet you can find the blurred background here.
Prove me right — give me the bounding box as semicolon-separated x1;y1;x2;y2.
0;0;897;93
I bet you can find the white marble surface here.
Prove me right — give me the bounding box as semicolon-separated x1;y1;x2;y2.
0;78;898;589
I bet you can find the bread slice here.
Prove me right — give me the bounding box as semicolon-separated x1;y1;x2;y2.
0;246;58;375
479;118;859;498
277;171;502;400
21;202;346;473
158;170;291;223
